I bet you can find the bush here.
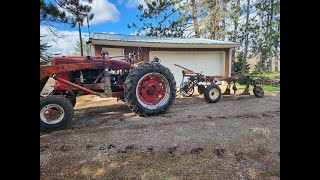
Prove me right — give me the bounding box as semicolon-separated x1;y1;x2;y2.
232;52;250;75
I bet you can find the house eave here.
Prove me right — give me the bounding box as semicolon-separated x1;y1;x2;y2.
90;39;241;49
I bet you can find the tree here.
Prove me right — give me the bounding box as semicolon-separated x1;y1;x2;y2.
273;0;280;72
57;0;94;56
40;0;69;29
198;0;230;40
229;0;241;72
190;0;200;38
242;0;251;74
129;0;280;73
73;40;87;56
40;36;51;65
250;0;280;72
266;0;274;71
130;0;203;37
233;52;250;74
40;0;69;64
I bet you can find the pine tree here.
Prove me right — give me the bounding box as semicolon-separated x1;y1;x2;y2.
73;40;87;56
40;0;69;64
130;0;201;37
128;0;280;73
57;0;94;56
242;0;251;74
229;0;241;71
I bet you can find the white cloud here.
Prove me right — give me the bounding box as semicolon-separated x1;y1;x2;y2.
60;0;120;25
41;26;92;56
41;26;87;55
125;0;146;8
40;27;119;56
87;0;120;25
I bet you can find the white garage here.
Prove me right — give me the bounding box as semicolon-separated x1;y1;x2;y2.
149;51;225;85
89;33;240;86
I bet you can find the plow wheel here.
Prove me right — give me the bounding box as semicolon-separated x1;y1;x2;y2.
123;63;176;116
204;84;222;103
181;81;194;97
40;96;74;132
197;85;206;95
253;86;264;98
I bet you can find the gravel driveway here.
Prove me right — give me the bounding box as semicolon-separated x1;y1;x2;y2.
40;92;280;179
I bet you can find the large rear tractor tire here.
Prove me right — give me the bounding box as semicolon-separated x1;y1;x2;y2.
40;96;74;132
123;62;176;116
204;84;222;103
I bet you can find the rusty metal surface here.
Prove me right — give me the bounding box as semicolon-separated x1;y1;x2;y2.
40;63;104;80
174;63;260;97
53;75;100;96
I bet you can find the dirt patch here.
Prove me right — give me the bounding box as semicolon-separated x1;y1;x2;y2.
41;93;280;179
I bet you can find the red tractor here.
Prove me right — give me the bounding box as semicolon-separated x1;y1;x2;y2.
40;51;176;132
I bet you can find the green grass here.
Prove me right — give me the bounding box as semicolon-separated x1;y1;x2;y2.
259;164;280;177
259;84;280;92
229;71;280;92
249;71;280;79
234;83;280;92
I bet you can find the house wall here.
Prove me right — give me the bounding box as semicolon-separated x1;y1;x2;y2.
93;45;231;75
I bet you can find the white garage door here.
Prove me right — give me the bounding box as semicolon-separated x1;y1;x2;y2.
101;47;124;57
149;51;225;86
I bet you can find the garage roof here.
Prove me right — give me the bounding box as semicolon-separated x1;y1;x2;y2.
90;33;241;48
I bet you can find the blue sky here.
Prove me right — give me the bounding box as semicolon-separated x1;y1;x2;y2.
41;0;147;55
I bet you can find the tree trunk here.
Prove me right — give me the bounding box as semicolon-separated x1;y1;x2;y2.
232;0;241;73
78;22;83;56
242;0;250;74
267;0;274;71
210;0;217;39
258;0;264;69
190;0;200;38
214;0;220;40
275;17;280;72
221;0;228;40
275;52;279;71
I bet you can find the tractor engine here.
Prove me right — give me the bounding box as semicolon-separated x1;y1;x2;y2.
72;69;129;92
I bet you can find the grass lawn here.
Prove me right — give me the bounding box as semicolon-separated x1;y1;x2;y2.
249;71;280;79
232;83;280;93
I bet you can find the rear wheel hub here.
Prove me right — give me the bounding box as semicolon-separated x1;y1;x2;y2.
136;73;170;109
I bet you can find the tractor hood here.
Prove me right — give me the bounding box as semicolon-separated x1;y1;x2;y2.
51;56;132;70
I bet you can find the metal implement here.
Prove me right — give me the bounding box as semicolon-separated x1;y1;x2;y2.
174;64;264;102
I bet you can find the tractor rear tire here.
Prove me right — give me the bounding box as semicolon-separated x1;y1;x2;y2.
40;96;74;132
253;86;264;98
123;62;176;116
204;84;222;103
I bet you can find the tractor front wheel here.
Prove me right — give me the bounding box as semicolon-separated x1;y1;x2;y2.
50;90;77;107
40;96;74;132
123;63;176;116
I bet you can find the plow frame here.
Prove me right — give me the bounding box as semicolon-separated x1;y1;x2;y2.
174;64;261;97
